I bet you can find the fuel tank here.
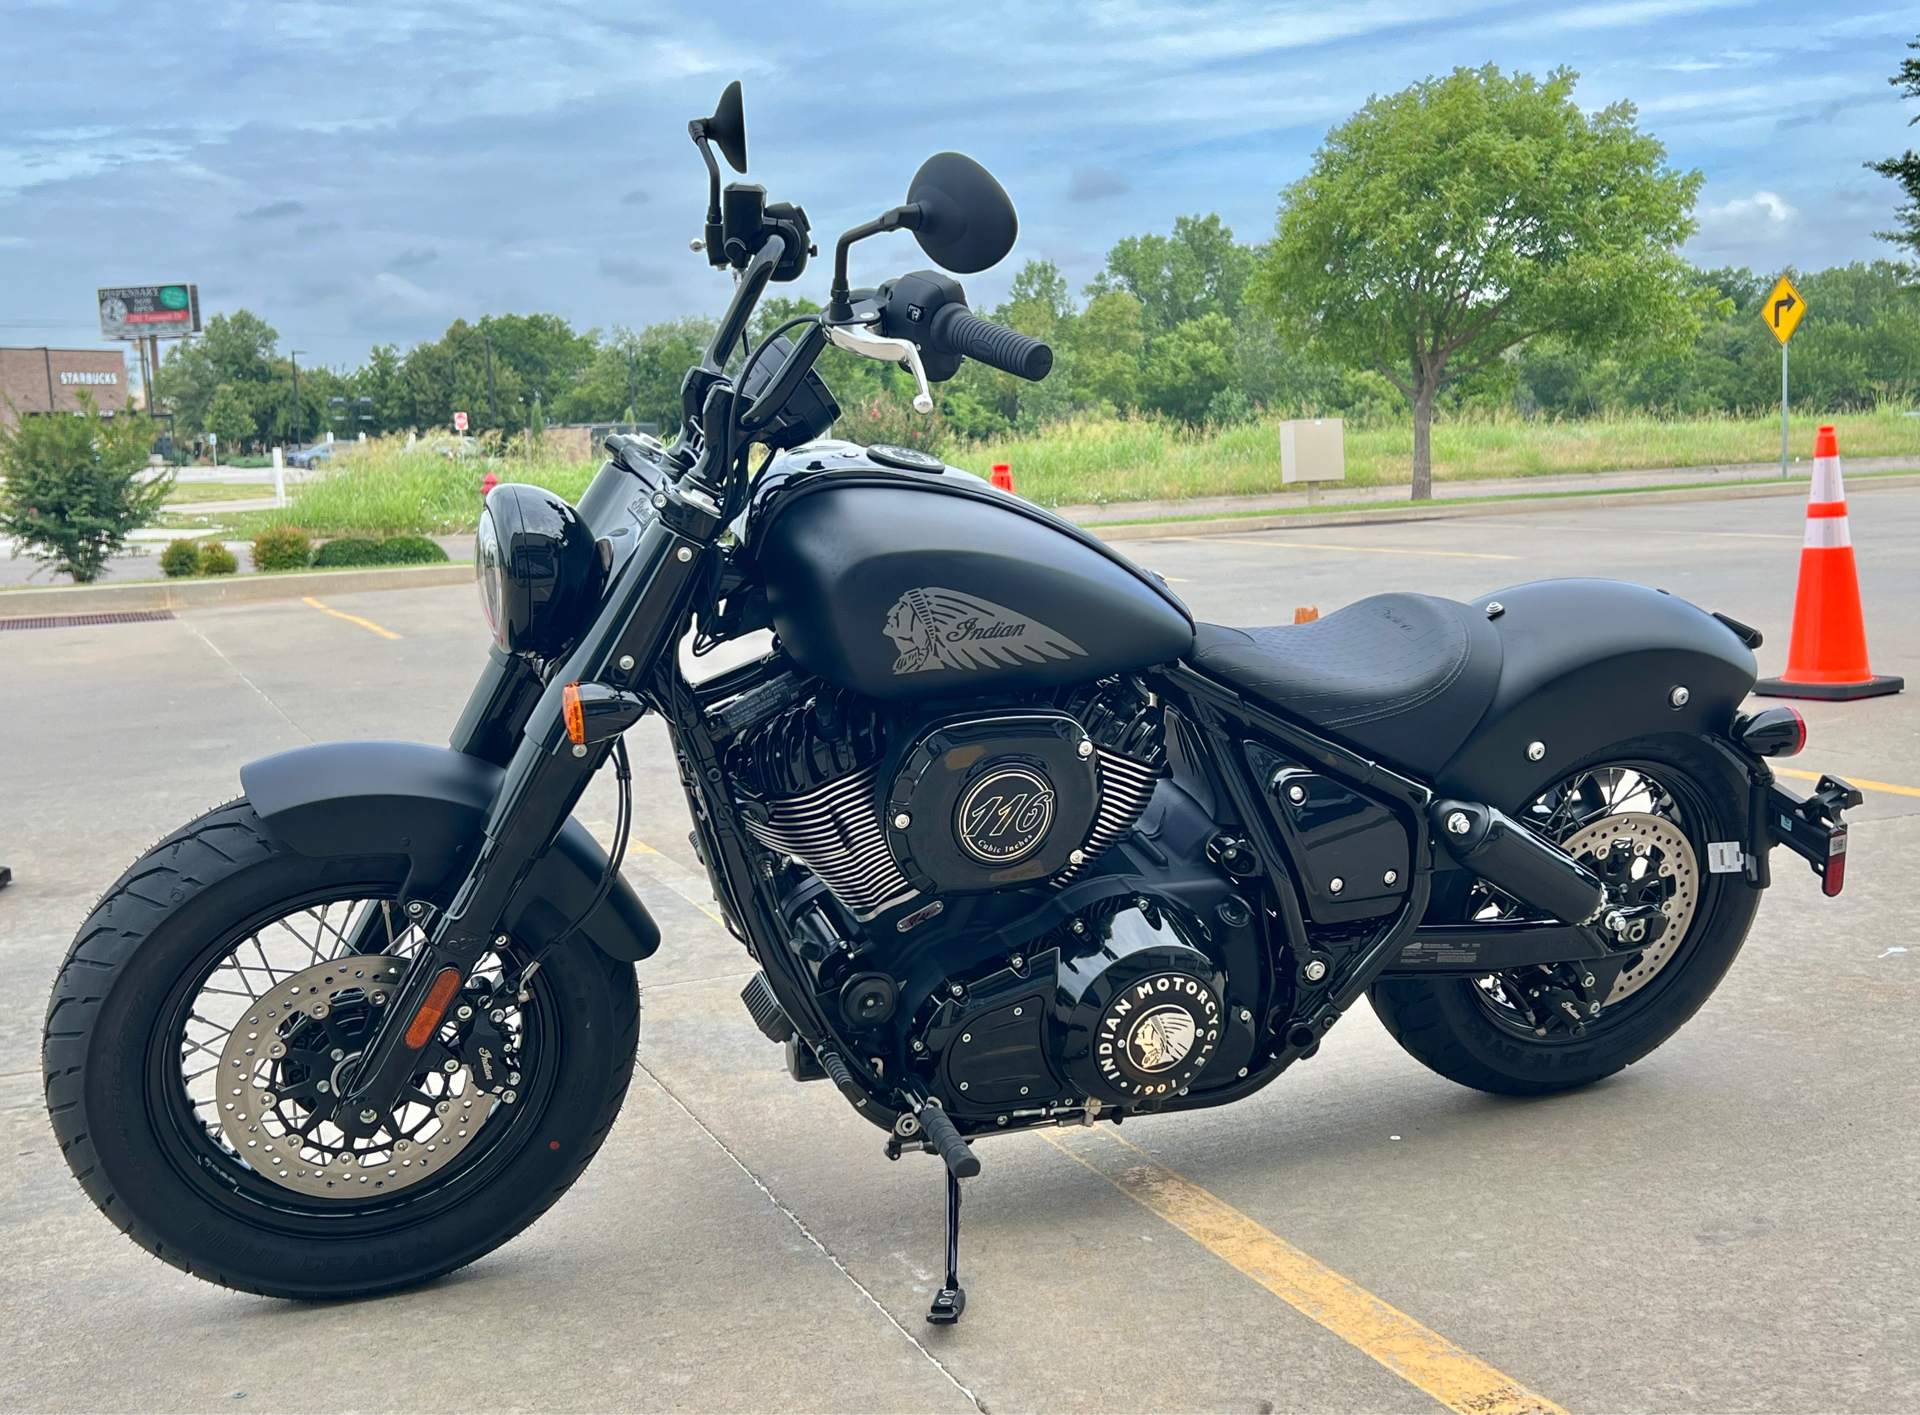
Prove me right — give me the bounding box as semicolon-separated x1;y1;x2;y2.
745;443;1194;702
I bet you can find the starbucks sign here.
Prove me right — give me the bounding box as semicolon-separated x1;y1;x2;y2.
98;284;201;341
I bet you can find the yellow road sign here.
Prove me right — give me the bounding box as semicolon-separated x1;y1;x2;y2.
1764;274;1806;344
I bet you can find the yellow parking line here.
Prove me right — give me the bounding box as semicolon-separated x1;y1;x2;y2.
301;596;400;640
1777;766;1920;800
1043;1126;1565;1415
1178;536;1517;561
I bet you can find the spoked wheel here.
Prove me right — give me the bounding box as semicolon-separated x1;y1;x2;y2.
179;899;536;1202
45;801;639;1298
1370;737;1759;1095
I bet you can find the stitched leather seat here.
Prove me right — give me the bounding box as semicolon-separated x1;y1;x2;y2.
1190;593;1503;777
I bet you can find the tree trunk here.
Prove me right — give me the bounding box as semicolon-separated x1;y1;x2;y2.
1410;377;1435;501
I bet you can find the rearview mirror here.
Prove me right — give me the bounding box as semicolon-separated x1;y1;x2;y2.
906;153;1017;274
702;80;747;174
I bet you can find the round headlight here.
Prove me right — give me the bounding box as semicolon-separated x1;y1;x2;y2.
474;484;605;656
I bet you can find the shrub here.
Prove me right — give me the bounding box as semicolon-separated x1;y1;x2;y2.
160;538;202;577
252;524;312;572
0;395;172;582
313;535;450;568
380;535;450;564
200;541;239;575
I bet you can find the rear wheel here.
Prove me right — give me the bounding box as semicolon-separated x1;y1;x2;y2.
1369;737;1758;1095
43;800;640;1299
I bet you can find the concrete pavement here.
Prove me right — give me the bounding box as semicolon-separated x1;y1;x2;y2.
2;487;1917;1412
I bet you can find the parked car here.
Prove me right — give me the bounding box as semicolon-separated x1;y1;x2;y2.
285;443;336;469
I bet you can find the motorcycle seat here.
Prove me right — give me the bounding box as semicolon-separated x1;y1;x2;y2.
1189;593;1503;778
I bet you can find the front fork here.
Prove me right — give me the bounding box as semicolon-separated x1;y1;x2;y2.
336;496;717;1137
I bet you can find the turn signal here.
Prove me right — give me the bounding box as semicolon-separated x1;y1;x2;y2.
563;683;586;746
404;968;465;1050
559;681;648;748
1734;706;1806;758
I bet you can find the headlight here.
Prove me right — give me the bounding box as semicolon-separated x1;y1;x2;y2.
475;484;605;656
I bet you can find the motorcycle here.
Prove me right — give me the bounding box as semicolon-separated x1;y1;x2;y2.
45;81;1861;1325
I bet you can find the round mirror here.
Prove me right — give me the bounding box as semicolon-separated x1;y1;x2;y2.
706;80;747;174
906;153;1017;274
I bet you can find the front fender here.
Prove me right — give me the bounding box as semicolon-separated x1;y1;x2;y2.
239;740;660;963
1437;579;1758;811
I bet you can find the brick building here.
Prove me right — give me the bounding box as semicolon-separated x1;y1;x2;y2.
0;348;131;426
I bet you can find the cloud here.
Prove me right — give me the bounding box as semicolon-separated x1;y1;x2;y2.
2;0;1907;364
1068;168;1129;202
1706;189;1797;228
598;256;670;287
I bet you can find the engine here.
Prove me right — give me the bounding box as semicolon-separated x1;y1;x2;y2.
728;677;1164;931
721;671;1275;1125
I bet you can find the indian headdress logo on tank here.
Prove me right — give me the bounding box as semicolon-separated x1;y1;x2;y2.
883;587;1087;675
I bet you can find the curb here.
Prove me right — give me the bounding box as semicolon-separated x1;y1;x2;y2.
1079;472;1920;543
3;471;1915;614
0;563;471;618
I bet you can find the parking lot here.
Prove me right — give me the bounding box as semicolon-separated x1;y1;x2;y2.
3;486;1918;1413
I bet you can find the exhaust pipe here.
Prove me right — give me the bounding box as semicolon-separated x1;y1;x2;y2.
1431;800;1605;925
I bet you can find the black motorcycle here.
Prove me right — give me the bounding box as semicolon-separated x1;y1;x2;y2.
45;82;1860;1324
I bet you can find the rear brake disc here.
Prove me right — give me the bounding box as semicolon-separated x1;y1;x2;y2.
1561;811;1699;1005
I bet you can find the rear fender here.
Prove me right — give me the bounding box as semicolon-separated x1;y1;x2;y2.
1436;580;1759;812
239;740;660;963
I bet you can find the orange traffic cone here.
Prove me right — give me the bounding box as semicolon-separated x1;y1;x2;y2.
990;463;1015;492
1755;425;1902;700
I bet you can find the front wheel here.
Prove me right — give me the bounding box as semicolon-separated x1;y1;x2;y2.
1369;736;1759;1096
43;800;640;1299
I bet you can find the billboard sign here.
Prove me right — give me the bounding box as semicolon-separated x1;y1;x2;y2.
97;284;201;341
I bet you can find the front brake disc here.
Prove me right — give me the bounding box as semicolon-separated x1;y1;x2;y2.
216;957;494;1197
1561;811;1699;1005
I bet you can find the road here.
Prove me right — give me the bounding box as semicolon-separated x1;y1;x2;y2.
2;487;1917;1413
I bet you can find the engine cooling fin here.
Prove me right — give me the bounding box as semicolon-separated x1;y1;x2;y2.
743;763;918;921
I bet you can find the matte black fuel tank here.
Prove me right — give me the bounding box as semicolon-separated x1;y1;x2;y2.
746;448;1194;702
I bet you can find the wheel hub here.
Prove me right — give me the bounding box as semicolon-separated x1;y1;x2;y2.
1561;811;1699;1005
215;957;494;1197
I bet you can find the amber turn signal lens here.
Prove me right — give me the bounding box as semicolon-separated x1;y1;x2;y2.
404;967;465;1050
562;682;586;746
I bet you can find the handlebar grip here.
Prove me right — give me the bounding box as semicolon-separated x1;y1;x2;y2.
933;307;1053;381
917;1101;981;1177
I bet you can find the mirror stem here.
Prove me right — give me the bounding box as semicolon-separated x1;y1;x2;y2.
827;204;921;321
689;127;725;268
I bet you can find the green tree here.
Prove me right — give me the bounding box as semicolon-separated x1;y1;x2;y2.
205;384;256;449
551;318;718;433
0;397;171;582
1869;35;1920;256
1255;66;1702;498
1141;313;1236;424
154;310;280;433
1091;215;1257;332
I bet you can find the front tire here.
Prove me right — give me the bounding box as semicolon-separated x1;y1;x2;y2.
1369;736;1759;1096
43;799;640;1299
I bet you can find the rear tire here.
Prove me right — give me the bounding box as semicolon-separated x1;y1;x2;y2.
43;799;640;1299
1369;736;1759;1095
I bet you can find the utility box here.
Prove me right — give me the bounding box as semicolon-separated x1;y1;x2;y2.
1279;418;1345;503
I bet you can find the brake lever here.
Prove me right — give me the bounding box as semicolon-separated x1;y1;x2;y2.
825;324;935;414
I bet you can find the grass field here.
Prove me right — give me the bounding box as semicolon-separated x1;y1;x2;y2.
949;406;1920;507
171;409;1920;538
162;481;276;505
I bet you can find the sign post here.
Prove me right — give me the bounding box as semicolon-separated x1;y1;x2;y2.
1763;274;1806;479
453;411;469;434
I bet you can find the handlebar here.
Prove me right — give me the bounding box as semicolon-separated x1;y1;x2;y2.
929;307;1052;381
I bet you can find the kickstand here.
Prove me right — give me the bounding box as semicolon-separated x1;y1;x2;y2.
927;1165;966;1325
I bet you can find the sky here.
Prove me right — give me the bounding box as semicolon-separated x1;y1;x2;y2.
2;0;1916;374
